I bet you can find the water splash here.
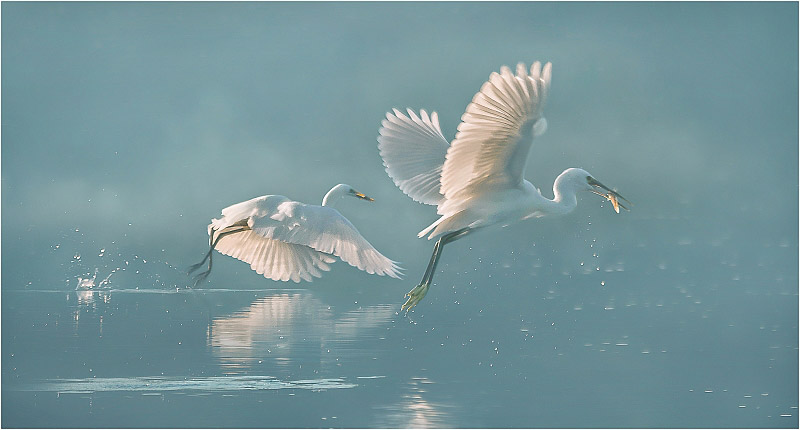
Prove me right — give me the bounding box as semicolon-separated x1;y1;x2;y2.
75;268;117;290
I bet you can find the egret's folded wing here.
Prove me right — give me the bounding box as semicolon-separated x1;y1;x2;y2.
439;62;552;212
209;194;336;283
215;230;336;283
209;194;288;234
249;201;402;278
378;108;449;206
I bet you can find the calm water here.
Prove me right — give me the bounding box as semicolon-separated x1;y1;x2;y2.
2;2;797;428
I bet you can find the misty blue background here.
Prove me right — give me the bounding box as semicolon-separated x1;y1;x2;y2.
2;2;797;428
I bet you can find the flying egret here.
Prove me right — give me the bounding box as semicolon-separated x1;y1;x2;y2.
189;184;402;286
377;61;630;311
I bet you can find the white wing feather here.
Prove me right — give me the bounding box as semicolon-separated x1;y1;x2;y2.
210;195;401;280
377;108;449;205
215;230;335;283
439;62;552;214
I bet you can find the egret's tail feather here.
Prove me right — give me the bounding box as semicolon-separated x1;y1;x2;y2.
418;210;470;240
418;218;443;239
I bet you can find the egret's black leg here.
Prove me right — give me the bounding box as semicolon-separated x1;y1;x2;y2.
419;237;444;285
402;227;472;312
420;228;471;286
187;247;215;276
188;228;218;276
188;225;249;287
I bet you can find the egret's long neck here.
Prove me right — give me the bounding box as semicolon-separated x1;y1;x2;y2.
321;187;343;207
551;186;578;214
547;173;579;215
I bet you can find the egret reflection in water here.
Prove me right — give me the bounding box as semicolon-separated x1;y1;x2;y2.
209;293;396;374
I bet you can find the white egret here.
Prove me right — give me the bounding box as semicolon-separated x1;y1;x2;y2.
189;184;402;286
378;61;630;311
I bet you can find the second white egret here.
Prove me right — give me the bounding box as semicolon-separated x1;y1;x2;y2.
189;184;402;286
378;61;630;311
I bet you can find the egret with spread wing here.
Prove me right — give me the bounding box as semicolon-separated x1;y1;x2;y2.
189;184;402;286
378;61;630;311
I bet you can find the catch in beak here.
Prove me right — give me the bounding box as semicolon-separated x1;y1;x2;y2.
350;189;375;202
587;177;631;213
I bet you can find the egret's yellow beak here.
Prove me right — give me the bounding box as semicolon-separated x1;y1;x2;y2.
587;177;631;213
351;190;375;202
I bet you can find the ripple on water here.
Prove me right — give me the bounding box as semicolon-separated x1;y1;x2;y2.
14;375;358;394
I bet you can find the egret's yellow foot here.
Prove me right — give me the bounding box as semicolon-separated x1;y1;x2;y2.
401;282;429;312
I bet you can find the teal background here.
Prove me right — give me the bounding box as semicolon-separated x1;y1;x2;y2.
2;2;797;428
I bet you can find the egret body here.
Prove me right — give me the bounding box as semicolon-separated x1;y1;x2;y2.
189;184;402;285
378;62;629;311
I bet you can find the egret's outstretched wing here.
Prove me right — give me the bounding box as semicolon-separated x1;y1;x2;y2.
439;62;552;212
210;195;402;279
215;230;336;282
252;201;402;277
378;108;449;206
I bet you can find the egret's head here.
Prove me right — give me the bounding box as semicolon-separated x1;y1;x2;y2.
329;183;374;200
323;184;374;207
346;186;374;202
584;171;630;213
558;168;630;213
